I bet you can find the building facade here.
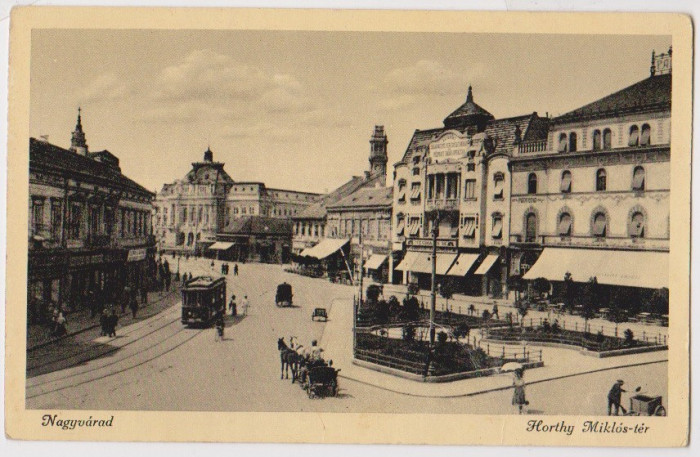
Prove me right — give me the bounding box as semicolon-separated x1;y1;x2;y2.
292;125;389;259
392;87;548;296
28;112;156;323
154;148;320;255
513;49;671;296
214;216;293;264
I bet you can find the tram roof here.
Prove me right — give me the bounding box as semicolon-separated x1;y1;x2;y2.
183;276;226;290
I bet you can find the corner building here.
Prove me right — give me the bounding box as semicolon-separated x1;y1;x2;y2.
392;87;548;296
511;50;671;296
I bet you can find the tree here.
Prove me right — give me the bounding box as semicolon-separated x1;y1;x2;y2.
366;284;382;306
579;277;599;333
558;272;576;313
532;277;551;299
507;275;526;302
646;287;669;316
375;299;390;325
439;279;456;313
407;282;420;297
515;299;529;329
402;296;420;322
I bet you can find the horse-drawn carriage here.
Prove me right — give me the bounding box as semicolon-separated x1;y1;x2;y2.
311;307;328;321
306;365;339;398
276;282;293;307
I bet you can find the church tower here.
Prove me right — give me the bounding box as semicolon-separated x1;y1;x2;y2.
70;107;88;155
369;125;388;179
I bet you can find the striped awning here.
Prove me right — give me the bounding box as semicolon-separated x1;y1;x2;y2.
208;242;234;250
364;254;387;270
446;253;480;276
474;254;499;275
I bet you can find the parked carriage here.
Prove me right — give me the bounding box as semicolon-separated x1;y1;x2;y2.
311;308;328;321
276;282;293;307
181;276;226;326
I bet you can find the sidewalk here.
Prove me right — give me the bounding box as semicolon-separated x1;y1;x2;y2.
319;297;668;398
27;286;182;351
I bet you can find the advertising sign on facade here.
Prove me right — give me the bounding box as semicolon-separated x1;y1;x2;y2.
429;131;470;161
127;248;147;262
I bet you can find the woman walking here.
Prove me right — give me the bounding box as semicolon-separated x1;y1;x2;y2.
512;368;528;414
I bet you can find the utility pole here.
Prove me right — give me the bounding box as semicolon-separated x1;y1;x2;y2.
430;212;438;346
358;230;364;305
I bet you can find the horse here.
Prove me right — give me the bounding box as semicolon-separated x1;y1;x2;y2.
277;337;302;382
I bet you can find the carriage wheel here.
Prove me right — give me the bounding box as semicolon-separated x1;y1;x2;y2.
654;405;667;416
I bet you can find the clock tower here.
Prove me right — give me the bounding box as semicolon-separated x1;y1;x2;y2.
369;125;388;181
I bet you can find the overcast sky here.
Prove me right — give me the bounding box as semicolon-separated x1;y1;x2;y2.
29;31;670;194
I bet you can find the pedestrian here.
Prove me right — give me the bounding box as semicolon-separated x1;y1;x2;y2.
129;295;139;319
607;379;627;415
165;272;171;291
512;368;528;414
108;309;119;337
469;304;476;316
141;287;148;305
214;311;225;342
100;308;109;336
229;294;237;316
234;264;239;276
211;259;215;269
53;311;67;338
492;304;499;320
242;295;249;316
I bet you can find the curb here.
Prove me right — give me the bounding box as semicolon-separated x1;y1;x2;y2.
338;358;668;399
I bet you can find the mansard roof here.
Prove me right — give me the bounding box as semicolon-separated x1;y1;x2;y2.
185;161;234;185
554;73;671;124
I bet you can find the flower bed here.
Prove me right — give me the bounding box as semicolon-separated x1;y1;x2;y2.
355;332;520;377
486;326;658;352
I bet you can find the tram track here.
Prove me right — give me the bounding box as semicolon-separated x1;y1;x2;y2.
27;320;208;399
26;290;181;375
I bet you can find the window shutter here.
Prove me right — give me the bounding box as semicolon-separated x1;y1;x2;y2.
628;127;639;146
640;126;651;146
492;218;503;238
494;179;504;198
593;214;607;236
632;168;645;190
558;214;572;236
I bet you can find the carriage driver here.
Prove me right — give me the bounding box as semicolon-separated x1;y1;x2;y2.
300;340;325;383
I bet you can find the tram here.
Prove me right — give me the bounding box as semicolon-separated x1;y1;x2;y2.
181;276;227;326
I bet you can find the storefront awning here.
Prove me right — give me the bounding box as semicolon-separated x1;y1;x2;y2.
522;248;668;289
401;252;456;275
395;251;420;271
364;254;387;270
300;238;349;260
208;242;234;250
474;254;500;275
446;253;480;276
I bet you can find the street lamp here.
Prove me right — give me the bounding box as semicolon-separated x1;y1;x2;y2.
428;209;442;346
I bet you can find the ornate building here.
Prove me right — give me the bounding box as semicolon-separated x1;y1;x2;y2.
153;148;320;255
392;87;548;295
513;49;671;295
28;111;156;323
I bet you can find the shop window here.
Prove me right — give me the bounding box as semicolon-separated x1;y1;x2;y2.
596;169;607;191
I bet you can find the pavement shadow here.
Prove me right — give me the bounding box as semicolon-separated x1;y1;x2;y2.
27;338;125;378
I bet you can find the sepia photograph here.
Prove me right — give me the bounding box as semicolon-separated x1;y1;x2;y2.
4;6;692;447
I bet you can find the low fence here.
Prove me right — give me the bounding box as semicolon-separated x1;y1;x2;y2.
477;342;543;363
516;317;668;346
354;348;425;375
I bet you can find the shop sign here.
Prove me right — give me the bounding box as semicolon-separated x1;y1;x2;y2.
127;248;147;262
406;238;458;249
429;131;470;161
69;253;104;267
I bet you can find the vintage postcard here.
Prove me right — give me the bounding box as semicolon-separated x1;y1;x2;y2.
5;7;692;447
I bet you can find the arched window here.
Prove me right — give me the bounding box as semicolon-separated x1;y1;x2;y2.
628;125;639;146
558;212;572;236
592;212;607;237
493;172;505;199
525;213;537;242
592;130;602;151
596;169;607;192
632;166;646;191
527;173;538;194
603;128;612;150
558;133;568;152
560;170;572;193
640;124;651;146
569;132;577;152
630;212;645;238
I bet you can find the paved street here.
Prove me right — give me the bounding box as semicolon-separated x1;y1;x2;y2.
27;258;668;415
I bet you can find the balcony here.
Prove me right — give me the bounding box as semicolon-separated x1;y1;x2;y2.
425;198;459;212
518;139;548;154
510;233;669;251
